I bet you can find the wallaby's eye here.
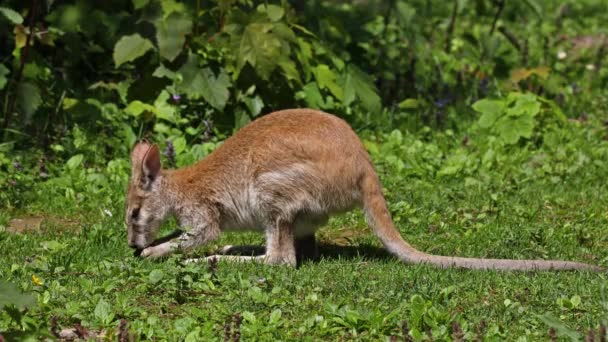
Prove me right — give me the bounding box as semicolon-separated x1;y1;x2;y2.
131;208;140;220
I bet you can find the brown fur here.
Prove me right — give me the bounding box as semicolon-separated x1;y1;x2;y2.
125;109;603;271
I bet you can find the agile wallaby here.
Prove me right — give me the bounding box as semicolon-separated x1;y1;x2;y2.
125;109;602;271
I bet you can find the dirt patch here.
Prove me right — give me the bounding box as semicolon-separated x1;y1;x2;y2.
7;216;44;233
7;215;80;234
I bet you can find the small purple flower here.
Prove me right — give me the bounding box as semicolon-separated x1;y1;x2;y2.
434;98;450;108
12;161;23;172
163;140;176;168
479;78;490;94
172;94;181;102
570;83;579;94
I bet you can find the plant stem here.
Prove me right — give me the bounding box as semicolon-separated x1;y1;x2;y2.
445;0;459;53
3;0;39;133
489;0;506;36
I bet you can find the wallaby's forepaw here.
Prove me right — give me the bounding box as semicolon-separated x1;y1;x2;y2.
140;241;177;259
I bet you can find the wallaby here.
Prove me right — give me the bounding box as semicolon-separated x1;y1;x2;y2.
125;109;602;271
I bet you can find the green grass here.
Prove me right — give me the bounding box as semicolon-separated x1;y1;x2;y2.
1;169;607;341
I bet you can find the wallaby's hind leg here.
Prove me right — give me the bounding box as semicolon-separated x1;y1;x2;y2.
186;218;297;266
264;218;297;266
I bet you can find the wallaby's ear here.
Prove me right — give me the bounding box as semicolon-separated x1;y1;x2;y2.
141;145;161;188
131;140;151;166
130;140;161;189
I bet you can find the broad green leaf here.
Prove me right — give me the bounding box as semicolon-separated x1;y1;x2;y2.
41;240;67;251
156;11;192;62
0;282;35;309
153;90;176;122
161;0;186;16
153;64;177;79
113;34;154;67
0;64;9;90
173;136;186;155
237;23;282;79
149;270;164;284
473;99;505;128
278;58;300;83
344;66;381;113
313;64;343;100
342;72;356;106
299;82;325;108
13;25;27;49
409;294;425;328
125;100;155;117
177;53;201;96
46;4;83;33
269;309;282;325
570;295;581;308
273;22;297;43
66;154;84;170
132;0;150;9
257;4;284;22
495;114;535;144
17;82;42;120
174;317;195;334
121;125;137;149
94;299;114;325
243;95;264;117
154;122;171;133
398;98;419;109
198;68;230;110
13;24;27;48
507;93;540;117
235;110;251;129
185;329;201;342
242;311;256;323
177;54;231;110
296;39;313;80
0;7;23;24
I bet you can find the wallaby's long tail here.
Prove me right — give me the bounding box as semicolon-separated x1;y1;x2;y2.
361;173;603;271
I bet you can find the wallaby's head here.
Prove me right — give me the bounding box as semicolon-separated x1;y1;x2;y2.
125;141;167;250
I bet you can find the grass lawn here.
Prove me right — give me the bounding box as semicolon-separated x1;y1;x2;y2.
1;166;607;340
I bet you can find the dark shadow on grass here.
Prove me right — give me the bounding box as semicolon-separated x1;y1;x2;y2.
316;242;393;262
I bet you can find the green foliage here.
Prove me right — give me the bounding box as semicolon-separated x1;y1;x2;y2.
473;92;548;144
0;282;35;310
113;34;155;67
1;1;608;339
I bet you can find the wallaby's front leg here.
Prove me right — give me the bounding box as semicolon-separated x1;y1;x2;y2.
140;240;179;258
141;216;221;259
